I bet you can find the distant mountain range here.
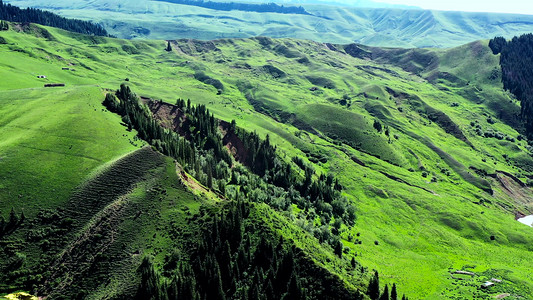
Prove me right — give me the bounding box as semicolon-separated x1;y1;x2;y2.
5;0;533;47
6;0;533;48
204;0;420;9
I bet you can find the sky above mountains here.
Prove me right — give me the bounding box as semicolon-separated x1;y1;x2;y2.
373;0;533;15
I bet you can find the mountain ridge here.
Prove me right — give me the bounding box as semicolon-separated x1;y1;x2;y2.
4;0;533;47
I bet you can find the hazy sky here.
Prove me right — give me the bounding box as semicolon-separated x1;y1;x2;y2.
373;0;533;15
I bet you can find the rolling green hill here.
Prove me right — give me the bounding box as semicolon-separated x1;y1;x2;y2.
5;0;533;48
1;22;533;299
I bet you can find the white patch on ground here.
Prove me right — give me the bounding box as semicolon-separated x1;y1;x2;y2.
517;215;533;227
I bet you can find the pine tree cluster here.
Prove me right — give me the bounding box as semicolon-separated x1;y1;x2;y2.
107;84;358;253
105;85;410;299
489;34;533;139
0;0;109;36
367;271;406;300
133;201;363;300
152;0;309;15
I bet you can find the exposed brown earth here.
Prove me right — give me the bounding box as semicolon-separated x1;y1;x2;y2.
141;97;251;168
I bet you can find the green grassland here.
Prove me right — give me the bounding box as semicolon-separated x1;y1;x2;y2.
6;0;533;48
0;85;142;216
1;23;533;299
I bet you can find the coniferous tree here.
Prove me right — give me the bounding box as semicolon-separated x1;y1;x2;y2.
283;274;303;300
207;167;213;189
490;34;533;138
19;210;25;225
135;256;162;300
0;215;5;235
379;284;389;300
367;270;380;300
7;207;18;231
391;283;398;300
489;36;507;54
214;261;226;300
334;239;343;257
351;257;357;268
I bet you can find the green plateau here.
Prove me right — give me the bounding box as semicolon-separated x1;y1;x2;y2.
0;20;533;299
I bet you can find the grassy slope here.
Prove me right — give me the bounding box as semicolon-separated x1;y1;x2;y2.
5;0;533;48
0;24;533;299
0;85;142;218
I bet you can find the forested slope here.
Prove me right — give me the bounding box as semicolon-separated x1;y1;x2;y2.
0;0;108;36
